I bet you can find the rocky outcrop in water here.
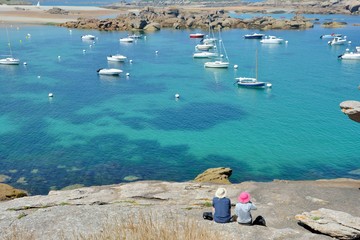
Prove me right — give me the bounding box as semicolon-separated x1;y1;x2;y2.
194;167;232;184
340;100;360;123
0;183;27;201
59;7;314;31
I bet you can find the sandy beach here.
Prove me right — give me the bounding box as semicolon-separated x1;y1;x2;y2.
0;4;124;24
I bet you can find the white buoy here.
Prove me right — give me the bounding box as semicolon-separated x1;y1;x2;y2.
23;62;27;65
266;83;272;88
155;50;158;54
58;56;61;59
285;41;288;44
89;44;92;48
37;75;41;79
129;59;133;63
346;48;350;52
234;64;238;69
144;36;147;40
175;93;180;99
348;41;351;44
126;73;130;76
83;49;86;53
48;93;54;97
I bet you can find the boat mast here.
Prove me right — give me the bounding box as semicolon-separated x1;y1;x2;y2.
255;49;258;80
6;27;13;57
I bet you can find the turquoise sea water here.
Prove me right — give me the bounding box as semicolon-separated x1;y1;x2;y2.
1;15;360;194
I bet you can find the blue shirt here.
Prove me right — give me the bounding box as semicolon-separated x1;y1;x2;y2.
212;197;231;223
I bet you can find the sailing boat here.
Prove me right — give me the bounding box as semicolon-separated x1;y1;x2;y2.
0;28;20;65
193;24;218;58
235;49;271;88
204;30;229;68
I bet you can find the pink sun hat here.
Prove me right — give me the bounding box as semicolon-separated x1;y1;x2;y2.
238;192;251;203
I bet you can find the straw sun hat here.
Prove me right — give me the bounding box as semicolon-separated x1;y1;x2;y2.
215;188;227;199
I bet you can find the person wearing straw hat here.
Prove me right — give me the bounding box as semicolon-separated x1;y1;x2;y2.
235;192;257;225
212;187;232;223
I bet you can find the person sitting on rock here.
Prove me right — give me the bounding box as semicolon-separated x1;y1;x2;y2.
212;187;232;223
235;192;266;226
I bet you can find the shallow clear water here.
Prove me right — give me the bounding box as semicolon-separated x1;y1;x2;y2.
0;16;359;194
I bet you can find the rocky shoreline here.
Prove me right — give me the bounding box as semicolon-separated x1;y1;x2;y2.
56;0;360;32
0;168;359;239
59;7;315;31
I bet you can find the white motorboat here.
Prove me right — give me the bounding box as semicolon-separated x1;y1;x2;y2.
260;36;284;44
81;35;95;40
107;54;127;62
119;37;134;43
338;48;360;60
328;36;347;45
193;51;218;58
0;57;20;65
97;68;123;76
338;52;360;60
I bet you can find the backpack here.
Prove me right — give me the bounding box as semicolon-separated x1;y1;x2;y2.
202;212;213;221
253;215;266;226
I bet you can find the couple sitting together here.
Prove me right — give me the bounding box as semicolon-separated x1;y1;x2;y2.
206;187;266;226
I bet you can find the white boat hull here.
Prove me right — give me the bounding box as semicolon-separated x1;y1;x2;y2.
196;44;214;51
260;39;284;44
204;61;229;68
328;37;347;45
82;35;95;40
0;57;20;65
236;77;269;88
107;54;127;62
120;37;134;42
339;52;360;60
97;68;123;75
260;36;284;44
193;52;218;58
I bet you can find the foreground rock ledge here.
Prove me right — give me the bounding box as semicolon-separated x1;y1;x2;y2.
0;178;359;239
296;208;360;240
